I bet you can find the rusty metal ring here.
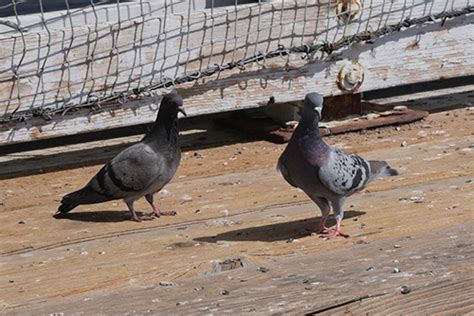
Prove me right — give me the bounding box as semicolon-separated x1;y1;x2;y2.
336;60;364;92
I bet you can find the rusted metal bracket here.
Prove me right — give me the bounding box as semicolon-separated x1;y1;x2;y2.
322;93;362;121
216;103;429;143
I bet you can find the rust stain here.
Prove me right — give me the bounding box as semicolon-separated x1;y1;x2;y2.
30;125;44;140
406;40;420;50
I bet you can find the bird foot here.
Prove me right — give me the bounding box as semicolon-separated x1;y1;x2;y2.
131;214;156;222
309;226;331;236
326;229;349;238
153;210;177;217
132;210;176;221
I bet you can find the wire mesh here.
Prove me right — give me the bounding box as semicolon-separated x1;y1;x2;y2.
0;0;472;123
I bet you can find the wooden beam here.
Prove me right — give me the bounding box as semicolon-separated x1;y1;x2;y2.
16;223;474;314
0;111;473;313
0;0;472;145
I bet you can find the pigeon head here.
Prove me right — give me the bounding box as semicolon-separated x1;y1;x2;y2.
369;160;399;179
157;90;187;121
302;92;324;121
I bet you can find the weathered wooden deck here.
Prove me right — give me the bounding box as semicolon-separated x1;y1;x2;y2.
0;107;473;314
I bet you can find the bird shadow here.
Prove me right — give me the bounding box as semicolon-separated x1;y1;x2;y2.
194;210;366;243
53;210;137;223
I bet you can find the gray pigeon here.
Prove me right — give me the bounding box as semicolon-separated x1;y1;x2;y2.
278;92;398;237
57;91;186;222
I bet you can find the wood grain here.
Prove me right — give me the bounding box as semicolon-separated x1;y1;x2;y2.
0;109;473;314
10;223;473;314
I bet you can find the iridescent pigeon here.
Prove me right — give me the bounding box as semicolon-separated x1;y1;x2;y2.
278;92;398;237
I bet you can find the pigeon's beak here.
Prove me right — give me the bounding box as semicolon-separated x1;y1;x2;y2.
178;106;187;117
314;106;322;119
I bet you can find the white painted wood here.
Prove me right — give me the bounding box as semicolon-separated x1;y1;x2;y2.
0;0;472;145
0;0;258;34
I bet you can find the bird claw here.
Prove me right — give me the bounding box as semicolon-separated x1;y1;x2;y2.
308;226;331;236
130;209;176;222
326;229;349;238
157;210;177;216
131;213;157;222
136;216;154;222
146;210;177;218
131;216;141;222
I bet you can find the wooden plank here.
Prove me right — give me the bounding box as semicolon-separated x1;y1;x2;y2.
0;105;430;181
10;223;474;314
0;108;473;313
0;0;247;31
315;278;474;315
0;0;473;145
0;117;247;179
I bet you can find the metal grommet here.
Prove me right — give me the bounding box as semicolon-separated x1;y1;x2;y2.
336;60;364;92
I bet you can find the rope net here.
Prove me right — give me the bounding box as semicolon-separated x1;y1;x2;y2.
0;0;472;123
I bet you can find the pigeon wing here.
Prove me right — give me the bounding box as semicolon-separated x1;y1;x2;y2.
87;143;164;199
318;148;371;196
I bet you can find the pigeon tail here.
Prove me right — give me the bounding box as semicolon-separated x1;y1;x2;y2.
368;160;398;183
57;186;111;214
57;189;83;213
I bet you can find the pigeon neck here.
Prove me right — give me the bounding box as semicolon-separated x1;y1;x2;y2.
297;115;322;139
145;113;179;147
